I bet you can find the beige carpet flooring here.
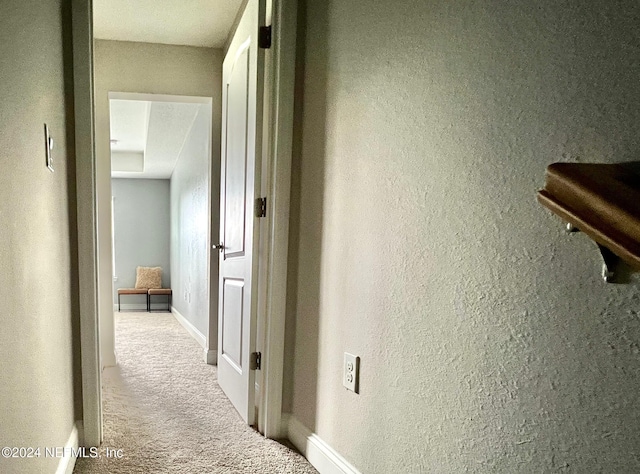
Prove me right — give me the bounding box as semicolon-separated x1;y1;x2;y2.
74;312;316;474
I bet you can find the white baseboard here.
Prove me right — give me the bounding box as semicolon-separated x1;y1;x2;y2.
55;422;79;474
286;415;361;474
204;348;217;365
75;421;85;448
102;352;117;368
171;307;206;349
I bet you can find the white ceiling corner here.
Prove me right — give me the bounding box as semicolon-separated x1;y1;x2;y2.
143;102;202;178
110;100;202;179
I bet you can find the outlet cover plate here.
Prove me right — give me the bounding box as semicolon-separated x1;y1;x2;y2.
343;352;360;393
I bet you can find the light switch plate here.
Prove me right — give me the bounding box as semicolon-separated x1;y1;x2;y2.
44;124;54;172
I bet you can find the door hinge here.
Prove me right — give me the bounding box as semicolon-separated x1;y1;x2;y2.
254;197;267;218
259;25;272;49
250;352;262;370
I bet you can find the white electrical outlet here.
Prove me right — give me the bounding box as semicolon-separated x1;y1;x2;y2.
343;352;360;393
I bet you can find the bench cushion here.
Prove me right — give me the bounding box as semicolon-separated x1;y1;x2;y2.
148;288;172;295
117;288;148;295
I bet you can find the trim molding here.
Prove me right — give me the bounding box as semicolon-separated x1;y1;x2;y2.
257;0;298;440
171;307;206;349
55;422;79;474
72;0;102;447
286;415;361;474
204;348;217;365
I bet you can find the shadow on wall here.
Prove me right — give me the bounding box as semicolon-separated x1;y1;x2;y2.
284;0;329;430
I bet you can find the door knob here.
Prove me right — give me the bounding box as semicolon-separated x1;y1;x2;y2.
213;243;224;250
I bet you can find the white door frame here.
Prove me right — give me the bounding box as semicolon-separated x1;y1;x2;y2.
71;0;102;447
257;0;298;438
72;0;298;445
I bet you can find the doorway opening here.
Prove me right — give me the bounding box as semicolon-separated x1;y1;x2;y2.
108;93;215;364
74;0;298;446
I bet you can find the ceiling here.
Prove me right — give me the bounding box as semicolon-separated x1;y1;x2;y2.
93;0;243;48
97;1;241;179
110;100;202;179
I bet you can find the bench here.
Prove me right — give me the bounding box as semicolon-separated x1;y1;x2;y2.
117;288;149;312
148;288;172;312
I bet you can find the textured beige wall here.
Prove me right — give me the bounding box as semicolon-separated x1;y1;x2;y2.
0;0;79;472
287;0;640;472
93;40;222;365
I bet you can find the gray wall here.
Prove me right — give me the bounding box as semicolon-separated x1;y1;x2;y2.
0;0;79;472
94;40;223;365
286;0;640;472
112;179;170;308
170;105;211;335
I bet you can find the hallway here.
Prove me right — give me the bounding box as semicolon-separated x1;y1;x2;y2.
74;312;316;473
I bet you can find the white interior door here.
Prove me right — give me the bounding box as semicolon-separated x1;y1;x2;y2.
217;0;265;425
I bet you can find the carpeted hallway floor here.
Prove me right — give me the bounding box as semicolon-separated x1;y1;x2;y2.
74;312;317;474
